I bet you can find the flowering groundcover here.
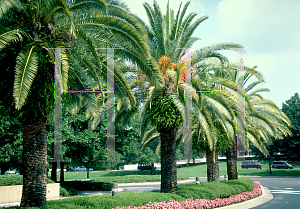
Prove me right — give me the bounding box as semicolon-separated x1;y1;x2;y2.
113;181;262;209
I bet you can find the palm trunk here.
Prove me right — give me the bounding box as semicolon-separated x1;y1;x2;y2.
160;127;177;193
20;117;47;207
226;145;238;180
51;162;57;182
60;162;65;183
206;148;220;182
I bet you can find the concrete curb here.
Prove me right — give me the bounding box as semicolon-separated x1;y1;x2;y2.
218;185;273;209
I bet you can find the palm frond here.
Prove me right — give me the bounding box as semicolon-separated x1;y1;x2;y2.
13;46;39;110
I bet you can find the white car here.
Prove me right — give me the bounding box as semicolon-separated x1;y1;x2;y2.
5;169;17;174
74;166;87;172
74;166;93;172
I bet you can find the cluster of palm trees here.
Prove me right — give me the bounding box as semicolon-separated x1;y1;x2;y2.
0;0;291;207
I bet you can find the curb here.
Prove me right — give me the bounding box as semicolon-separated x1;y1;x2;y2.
218;185;273;209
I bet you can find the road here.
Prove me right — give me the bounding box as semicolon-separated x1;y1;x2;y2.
119;176;300;208
249;177;300;209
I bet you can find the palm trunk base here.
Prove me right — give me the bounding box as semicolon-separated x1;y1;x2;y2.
20;118;47;207
206;148;220;182
226;145;238;180
160;127;178;193
161;182;177;193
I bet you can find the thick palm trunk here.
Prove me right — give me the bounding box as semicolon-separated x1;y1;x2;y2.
160;127;177;193
20;118;47;207
206;148;220;182
226;145;238;180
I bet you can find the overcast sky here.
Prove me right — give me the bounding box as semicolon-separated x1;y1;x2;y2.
122;0;300;109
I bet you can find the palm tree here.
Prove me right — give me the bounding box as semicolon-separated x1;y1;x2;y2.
219;63;292;179
191;61;238;182
0;0;149;206
136;0;242;192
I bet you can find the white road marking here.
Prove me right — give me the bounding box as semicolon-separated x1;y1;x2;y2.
285;188;293;189
271;190;300;194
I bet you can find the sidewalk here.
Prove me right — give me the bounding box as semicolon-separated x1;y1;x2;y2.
0;178;273;208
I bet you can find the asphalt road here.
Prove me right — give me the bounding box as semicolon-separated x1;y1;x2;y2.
119;176;300;208
249;177;300;209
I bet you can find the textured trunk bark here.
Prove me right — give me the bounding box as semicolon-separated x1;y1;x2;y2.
87;169;90;178
160;127;177;193
206;148;220;182
226;145;238;180
20;117;47;207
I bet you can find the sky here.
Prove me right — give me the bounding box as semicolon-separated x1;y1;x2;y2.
122;0;300;109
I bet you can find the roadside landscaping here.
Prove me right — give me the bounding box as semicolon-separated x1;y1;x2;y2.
4;178;260;209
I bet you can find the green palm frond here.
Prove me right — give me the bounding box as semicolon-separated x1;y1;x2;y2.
0;26;23;50
46;0;76;37
0;0;22;18
141;126;160;153
61;49;69;91
68;0;107;12
13;45;39;110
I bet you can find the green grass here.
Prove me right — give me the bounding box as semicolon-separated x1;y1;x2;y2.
8;178;254;209
48;161;300;184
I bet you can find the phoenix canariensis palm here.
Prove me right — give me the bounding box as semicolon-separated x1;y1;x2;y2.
0;0;150;206
135;0;242;192
218;63;292;179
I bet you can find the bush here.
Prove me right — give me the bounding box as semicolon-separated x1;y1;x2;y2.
60;186;70;197
175;178;254;200
60;186;78;197
61;180;112;191
0;174;55;186
0;174;23;186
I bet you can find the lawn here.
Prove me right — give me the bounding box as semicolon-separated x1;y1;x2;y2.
51;161;300;183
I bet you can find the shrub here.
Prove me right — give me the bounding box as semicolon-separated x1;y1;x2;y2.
0;174;55;186
61;185;78;196
175;178;254;200
60;186;70;197
61;180;112;191
0;174;23;186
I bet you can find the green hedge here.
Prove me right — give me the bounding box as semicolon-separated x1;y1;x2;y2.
61;180;112;191
60;185;78;197
174;178;254;200
0;174;55;186
44;178;255;209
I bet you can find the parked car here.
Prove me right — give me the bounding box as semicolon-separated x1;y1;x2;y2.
272;161;293;169
74;166;93;172
48;168;67;172
4;169;17;174
241;160;262;169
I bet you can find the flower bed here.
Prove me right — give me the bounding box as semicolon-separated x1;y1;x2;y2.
113;181;262;209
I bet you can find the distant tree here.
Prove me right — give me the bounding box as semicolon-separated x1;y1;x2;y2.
0;107;23;174
280;93;300;160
